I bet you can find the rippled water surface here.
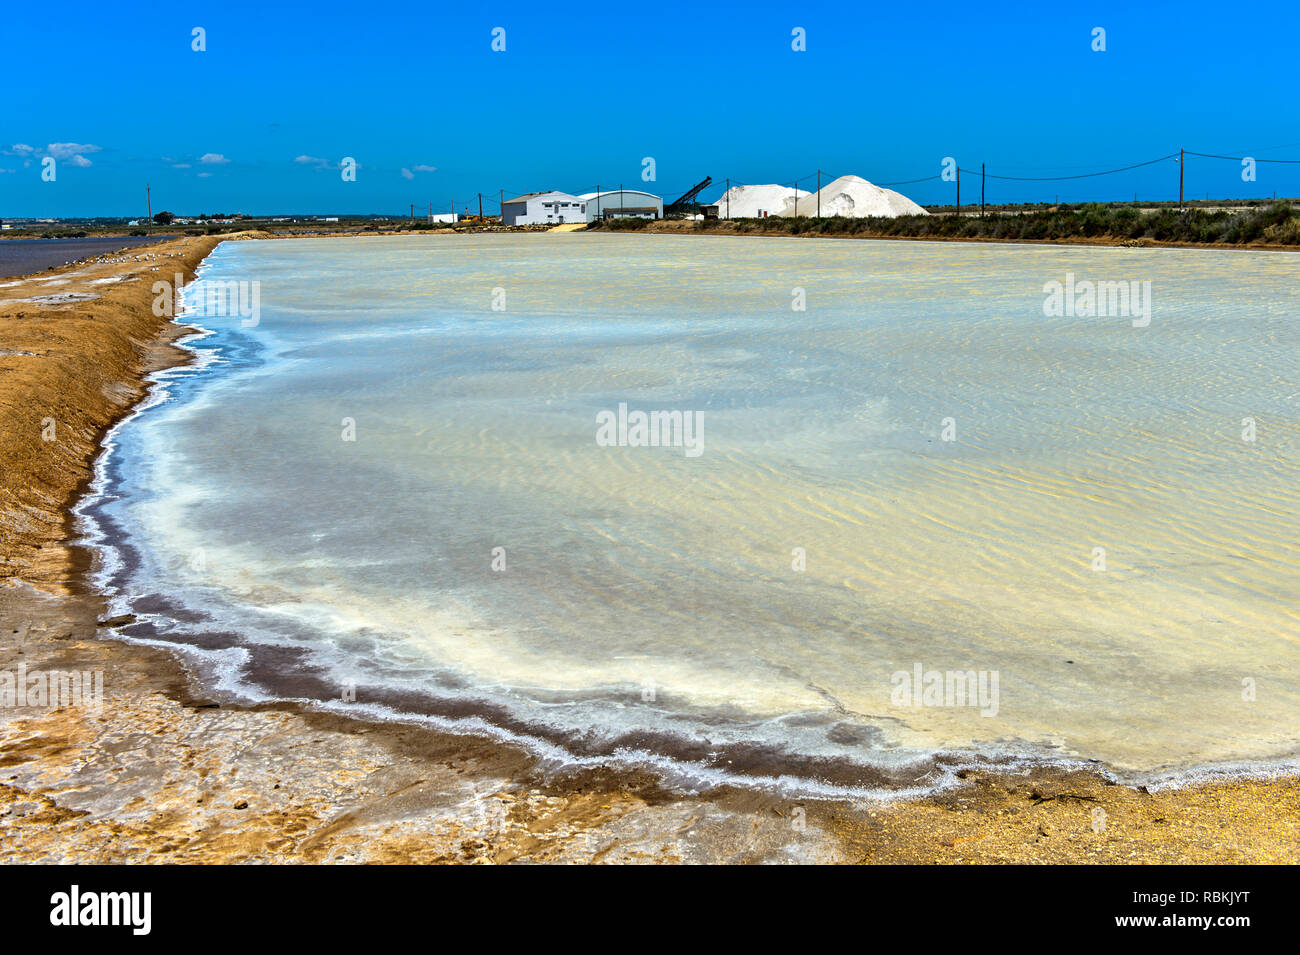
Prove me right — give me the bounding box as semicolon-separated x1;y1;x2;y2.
85;233;1300;793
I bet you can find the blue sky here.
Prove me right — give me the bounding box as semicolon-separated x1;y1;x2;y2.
3;0;1299;217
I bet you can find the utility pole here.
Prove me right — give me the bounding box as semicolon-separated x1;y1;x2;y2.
956;167;960;217
725;178;730;220
499;189;504;222
146;183;152;234
794;181;799;218
427;201;431;224
410;203;414;221
478;193;483;218
981;163;985;218
817;169;821;219
1178;147;1185;210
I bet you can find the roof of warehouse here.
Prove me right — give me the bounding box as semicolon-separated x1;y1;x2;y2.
578;190;662;201
504;190;582;203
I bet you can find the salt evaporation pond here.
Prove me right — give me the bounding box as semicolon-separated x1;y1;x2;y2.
81;232;1300;796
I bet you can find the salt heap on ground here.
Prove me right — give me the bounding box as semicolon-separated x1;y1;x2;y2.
709;183;810;219
776;175;928;218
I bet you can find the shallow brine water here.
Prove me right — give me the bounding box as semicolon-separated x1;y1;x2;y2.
83;233;1300;796
0;235;172;277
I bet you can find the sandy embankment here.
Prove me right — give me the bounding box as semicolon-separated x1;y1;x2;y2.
0;234;1297;863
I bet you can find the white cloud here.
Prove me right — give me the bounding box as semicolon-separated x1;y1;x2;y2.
172;163;192;169
199;153;230;164
46;143;101;159
5;143;99;166
400;167;415;180
198;172;213;178
412;164;437;173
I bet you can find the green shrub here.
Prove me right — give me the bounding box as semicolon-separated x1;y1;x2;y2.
603;217;651;230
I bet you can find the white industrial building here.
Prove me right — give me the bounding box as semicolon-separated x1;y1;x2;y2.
580;189;663;221
501;191;587;225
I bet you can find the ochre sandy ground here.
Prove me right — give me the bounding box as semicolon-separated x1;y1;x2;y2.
0;234;1296;863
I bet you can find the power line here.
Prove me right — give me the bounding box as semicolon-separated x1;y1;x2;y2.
961;153;1179;182
1186;151;1300;164
875;174;942;186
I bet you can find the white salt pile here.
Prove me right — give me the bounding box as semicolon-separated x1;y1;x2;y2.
777;175;928;218
709;183;810;219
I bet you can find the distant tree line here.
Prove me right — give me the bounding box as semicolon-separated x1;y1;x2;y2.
636;202;1300;246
